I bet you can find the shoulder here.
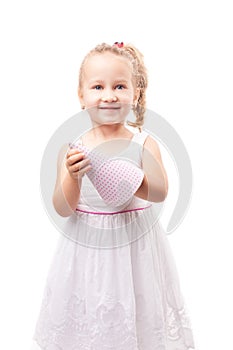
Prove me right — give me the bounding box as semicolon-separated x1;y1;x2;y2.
144;134;159;149
143;133;163;164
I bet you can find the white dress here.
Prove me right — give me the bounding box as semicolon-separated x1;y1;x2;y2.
32;129;195;350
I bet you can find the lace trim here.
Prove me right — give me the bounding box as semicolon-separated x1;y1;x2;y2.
33;287;139;350
166;302;195;349
33;286;195;350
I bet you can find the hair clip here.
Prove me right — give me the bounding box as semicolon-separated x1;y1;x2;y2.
113;42;124;48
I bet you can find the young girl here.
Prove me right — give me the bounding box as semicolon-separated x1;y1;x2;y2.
32;42;195;349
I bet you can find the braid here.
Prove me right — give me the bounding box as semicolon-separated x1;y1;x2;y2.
121;45;148;131
78;43;148;131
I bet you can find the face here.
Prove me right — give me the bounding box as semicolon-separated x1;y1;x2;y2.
78;52;139;126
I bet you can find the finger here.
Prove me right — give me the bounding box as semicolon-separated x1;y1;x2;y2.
69;158;91;172
66;148;84;159
66;153;85;166
74;164;92;178
66;149;83;159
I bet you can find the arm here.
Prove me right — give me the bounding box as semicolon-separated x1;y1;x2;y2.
134;136;169;203
52;145;91;217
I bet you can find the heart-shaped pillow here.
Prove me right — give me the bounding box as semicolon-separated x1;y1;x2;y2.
69;142;144;207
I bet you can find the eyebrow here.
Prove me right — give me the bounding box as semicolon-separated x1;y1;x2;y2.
114;79;128;84
88;78;129;84
88;79;105;84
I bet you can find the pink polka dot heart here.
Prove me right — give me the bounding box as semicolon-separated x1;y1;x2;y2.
94;158;144;207
69;142;144;207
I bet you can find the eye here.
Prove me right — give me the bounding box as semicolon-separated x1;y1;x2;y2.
115;84;125;90
93;85;103;90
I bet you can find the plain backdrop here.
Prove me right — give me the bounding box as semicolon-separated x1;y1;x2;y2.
0;1;232;349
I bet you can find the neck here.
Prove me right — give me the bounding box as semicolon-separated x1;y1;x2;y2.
91;122;126;139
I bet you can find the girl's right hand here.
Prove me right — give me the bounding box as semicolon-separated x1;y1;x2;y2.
66;148;91;180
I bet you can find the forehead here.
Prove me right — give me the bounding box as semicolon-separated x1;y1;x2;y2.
83;52;132;81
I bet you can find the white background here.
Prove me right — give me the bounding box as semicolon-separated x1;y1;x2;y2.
0;1;232;349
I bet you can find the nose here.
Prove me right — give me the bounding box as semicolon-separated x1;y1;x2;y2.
101;92;117;103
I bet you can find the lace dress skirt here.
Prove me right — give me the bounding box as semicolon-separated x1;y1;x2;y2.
32;196;195;350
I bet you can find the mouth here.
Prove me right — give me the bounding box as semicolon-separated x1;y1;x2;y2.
98;105;121;110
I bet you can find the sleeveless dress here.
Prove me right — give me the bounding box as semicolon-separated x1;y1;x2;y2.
32;129;195;350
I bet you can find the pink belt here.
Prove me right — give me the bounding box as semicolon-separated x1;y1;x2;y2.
75;205;152;215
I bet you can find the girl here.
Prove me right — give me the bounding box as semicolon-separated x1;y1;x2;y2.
32;42;195;349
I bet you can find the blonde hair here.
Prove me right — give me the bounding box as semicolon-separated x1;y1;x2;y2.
78;43;148;131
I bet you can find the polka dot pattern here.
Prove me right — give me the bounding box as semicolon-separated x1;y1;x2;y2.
69;142;144;207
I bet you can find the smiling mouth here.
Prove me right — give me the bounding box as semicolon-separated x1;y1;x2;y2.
98;107;121;110
98;105;121;110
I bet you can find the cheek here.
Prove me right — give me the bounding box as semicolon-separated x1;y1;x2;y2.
118;86;134;99
120;91;134;104
82;89;100;103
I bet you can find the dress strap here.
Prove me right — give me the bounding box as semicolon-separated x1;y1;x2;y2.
132;129;149;146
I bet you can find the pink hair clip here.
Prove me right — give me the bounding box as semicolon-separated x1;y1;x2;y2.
113;42;124;48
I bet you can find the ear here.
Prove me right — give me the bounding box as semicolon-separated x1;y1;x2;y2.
78;87;84;106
